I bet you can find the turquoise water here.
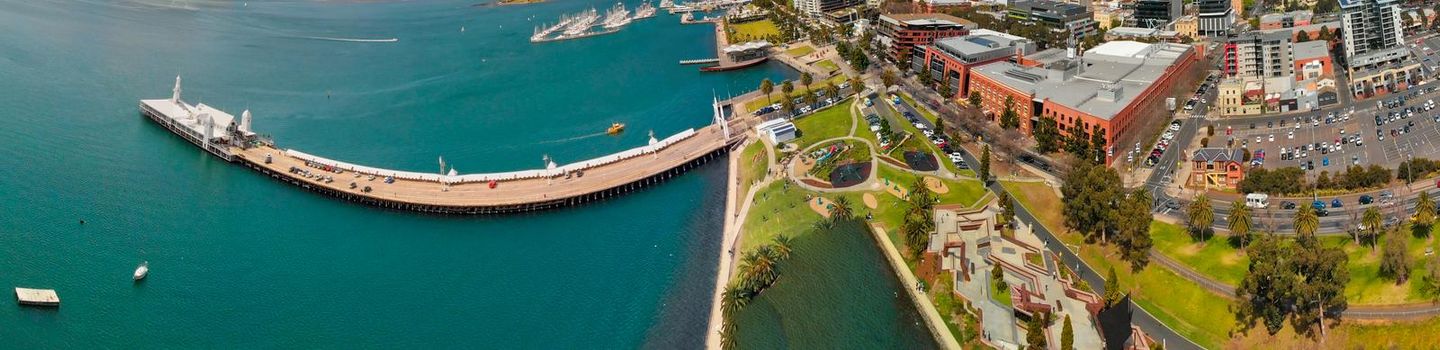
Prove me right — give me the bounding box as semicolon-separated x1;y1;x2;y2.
0;0;794;347
0;0;935;347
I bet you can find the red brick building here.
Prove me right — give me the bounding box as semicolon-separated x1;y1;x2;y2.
1188;148;1246;189
967;41;1200;162
876;13;974;64
912;29;1037;99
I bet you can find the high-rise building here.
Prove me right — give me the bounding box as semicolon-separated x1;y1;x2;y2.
1223;31;1294;80
1133;0;1182;28
1008;0;1099;42
1197;0;1234;37
793;0;863;17
1339;0;1404;62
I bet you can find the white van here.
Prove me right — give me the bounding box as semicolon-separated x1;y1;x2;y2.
1245;193;1270;209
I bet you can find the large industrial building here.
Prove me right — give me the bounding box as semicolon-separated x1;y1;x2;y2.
967;41;1199;162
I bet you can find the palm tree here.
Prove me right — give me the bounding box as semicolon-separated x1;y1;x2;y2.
1363;207;1383;252
740;247;778;290
781;80;794;99
800;72;813;92
824;82;839;100
1295;204;1319;237
803;91;818;109
849;76;864;94
1228;200;1252;250
830;196;854;221
771;235;793;259
1416;191;1436;229
1187;194;1214;243
759;78;774;105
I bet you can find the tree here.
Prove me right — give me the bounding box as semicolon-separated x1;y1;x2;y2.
918;69;932;86
780;79;794;99
934;117;946;136
969;91;982;106
881;69;897;87
1000;96;1019;129
1089;125;1107;163
803;90;818;108
771;235;793;259
1103;266;1122;307
999;191;1017;227
1362;207;1383;252
902;179;937;258
800;72;813;92
781;98;795;114
1188;194;1214;242
1061;314;1074;350
829;196;854;221
759;78;774;104
1233;234;1291;335
1287;235;1349;338
1116;188;1154;271
1416;191;1436;232
1034;116;1060;153
849;76;865;94
824;83;839;100
1228;201;1253;250
1025;314;1048;350
1380;229;1410;283
938;83;953;100
1422;254;1440;300
979;145;991;183
1296;30;1312;42
1295;204;1319;237
1061;162;1122;243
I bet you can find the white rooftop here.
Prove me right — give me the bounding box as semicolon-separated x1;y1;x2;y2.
972;41;1194;120
141;98;237;141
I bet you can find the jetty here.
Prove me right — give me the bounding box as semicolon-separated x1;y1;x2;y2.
140;77;748;215
15;288;59;307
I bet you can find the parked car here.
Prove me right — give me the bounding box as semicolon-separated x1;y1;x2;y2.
1359;195;1373;205
1281;201;1297;210
1331;198;1344;208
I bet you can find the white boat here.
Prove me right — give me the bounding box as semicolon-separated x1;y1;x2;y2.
601;2;630;29
133;261;149;281
633;2;657;19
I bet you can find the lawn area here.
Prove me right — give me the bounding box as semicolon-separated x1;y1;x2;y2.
990;282;1013;307
1000;181;1066;241
790;100;854;150
1327;229;1440;305
728;19;779;42
785;44;815;57
739;181;823;252
1153;217;1440;305
737;141;770;201
877;164;987;207
930;273;982;346
1340;316;1440;349
815;59;839;73
1151;221;1249;285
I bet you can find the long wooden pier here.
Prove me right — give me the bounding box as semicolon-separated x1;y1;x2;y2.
141;78;749;215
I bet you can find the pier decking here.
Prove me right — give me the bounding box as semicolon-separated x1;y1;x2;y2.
15;288;59;307
141;78;748;214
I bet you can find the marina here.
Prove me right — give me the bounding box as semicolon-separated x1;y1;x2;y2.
530;1;660;43
15;288;59;307
140;78;749;214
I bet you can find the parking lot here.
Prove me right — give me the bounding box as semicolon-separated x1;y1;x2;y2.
1219;89;1440;172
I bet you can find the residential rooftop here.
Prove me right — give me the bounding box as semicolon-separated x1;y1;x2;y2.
879;13;977;28
1292;41;1329;60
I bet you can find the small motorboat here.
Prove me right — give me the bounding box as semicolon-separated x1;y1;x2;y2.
607;122;625;135
133;261;149;282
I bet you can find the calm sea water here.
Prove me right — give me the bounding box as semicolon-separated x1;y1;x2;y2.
0;0;928;347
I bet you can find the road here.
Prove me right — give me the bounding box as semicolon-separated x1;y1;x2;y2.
951;148;1205;350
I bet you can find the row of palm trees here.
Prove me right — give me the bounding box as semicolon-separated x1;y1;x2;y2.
757;74;865;115
1186;191;1438;250
719;234;794;349
901;178;937;258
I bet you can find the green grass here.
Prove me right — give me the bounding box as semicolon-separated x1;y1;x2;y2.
990;281;1013;307
729;19;780;42
815;59;839;73
790;100;854;150
738;141;770;198
785;44;815;57
1327;229;1440;305
876;164;986;206
1151;221;1249;285
1341;315;1440;349
740;181;823;252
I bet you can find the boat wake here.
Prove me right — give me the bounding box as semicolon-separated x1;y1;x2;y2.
292;36;399;43
539;131;611;144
